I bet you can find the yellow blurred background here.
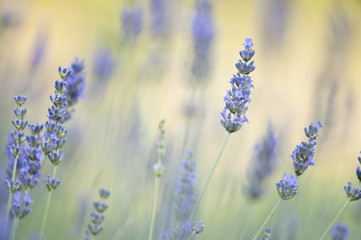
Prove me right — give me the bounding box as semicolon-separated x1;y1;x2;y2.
1;0;361;239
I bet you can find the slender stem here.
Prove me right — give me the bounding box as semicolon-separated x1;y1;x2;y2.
5;155;19;223
39;166;58;238
186;232;195;240
11;219;19;240
237;202;254;239
148;176;160;240
190;133;231;219
252;199;281;240
319;182;361;240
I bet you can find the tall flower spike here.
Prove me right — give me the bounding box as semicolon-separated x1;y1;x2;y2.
276;173;299;200
221;38;255;133
331;223;348;240
291;121;322;176
5;96;29;221
245;124;278;199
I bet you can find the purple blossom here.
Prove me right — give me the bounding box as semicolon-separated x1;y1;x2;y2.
276;173;299;200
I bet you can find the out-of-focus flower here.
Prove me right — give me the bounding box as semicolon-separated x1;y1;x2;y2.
121;7;143;44
245;124;278;199
331;223;348;240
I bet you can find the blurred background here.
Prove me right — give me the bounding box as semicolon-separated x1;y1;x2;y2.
1;0;361;239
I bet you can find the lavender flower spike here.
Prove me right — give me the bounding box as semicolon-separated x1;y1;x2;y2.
291;121;322;176
276;173;299;200
221;38;255;134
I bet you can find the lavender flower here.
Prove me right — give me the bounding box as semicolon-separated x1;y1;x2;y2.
344;182;361;201
221;38;255;134
291;121;322;176
191;0;214;80
245;124;278;199
42;67;71;191
86;188;110;237
5;96;28;221
331;223;348;240
121;7;143;44
276;173;299;200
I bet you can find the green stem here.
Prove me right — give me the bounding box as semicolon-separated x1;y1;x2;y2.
39;166;58;238
11;218;19;240
190;133;231;220
252;199;281;240
186;232;195;240
319;182;361;240
5;155;19;223
148;176;160;240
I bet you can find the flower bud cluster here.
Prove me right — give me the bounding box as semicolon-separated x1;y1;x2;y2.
276;173;299;200
153;119;166;177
